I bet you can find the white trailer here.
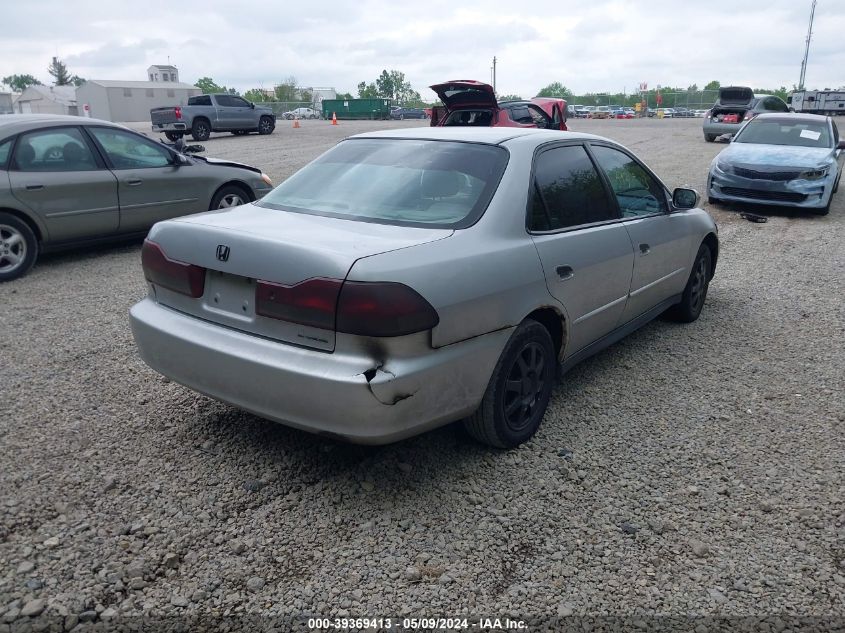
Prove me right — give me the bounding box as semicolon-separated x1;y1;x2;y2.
788;90;845;116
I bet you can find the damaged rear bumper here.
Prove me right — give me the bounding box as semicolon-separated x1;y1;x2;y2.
130;298;512;444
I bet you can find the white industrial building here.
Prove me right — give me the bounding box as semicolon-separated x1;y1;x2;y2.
14;85;77;115
76;80;200;122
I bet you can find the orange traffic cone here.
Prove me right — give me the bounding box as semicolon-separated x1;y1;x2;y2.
293;117;300;129
331;112;338;126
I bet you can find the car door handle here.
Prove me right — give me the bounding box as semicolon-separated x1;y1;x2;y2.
125;178;143;186
639;243;651;255
556;265;574;280
25;184;44;191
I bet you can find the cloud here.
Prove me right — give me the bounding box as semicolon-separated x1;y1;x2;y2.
0;0;842;97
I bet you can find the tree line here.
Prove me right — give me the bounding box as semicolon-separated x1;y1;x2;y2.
2;58;85;92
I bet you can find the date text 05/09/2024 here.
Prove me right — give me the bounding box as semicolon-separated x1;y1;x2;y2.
307;617;528;630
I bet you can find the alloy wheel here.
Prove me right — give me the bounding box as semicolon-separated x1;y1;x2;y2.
217;194;244;208
689;256;708;313
0;224;27;274
503;342;547;432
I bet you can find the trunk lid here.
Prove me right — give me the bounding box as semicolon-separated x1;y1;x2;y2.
145;204;452;351
719;86;754;105
430;80;498;110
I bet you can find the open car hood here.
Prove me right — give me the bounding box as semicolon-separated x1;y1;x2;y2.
430;80;497;110
719;86;754;105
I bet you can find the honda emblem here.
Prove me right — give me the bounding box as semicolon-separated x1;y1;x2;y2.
216;245;230;262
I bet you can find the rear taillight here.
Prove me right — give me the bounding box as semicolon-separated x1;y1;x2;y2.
336;281;439;337
141;240;205;298
174;106;182;120
255;279;439;337
255;278;342;330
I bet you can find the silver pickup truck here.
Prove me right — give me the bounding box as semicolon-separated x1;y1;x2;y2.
151;94;276;142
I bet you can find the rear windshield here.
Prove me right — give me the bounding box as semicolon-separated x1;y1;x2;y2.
735;119;832;148
256;139;508;228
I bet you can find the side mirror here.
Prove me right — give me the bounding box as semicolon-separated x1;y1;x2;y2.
838;140;845;150
250;102;255;109
172;153;191;166
672;187;700;210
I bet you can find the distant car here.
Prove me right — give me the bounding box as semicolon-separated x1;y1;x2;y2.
612;108;633;119
708;113;844;215
657;108;676;118
130;126;718;448
646;108;657;118
673;107;694;118
429;81;567;130
390;107;427;120
0;114;273;281
703;86;789;142
572;105;590;118
283;107;319;120
591;106;611;119
694;110;709;117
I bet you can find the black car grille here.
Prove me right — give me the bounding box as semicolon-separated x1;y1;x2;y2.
721;187;807;203
733;167;801;181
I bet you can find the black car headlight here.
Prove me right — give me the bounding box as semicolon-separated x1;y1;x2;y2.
798;167;829;181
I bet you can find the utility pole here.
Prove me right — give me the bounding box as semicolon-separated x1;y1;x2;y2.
492;56;497;92
798;0;817;91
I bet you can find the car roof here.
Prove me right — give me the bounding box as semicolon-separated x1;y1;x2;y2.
0;114;124;138
349;126;610;146
754;112;829;123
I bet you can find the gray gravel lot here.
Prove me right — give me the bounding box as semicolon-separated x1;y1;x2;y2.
1;117;843;627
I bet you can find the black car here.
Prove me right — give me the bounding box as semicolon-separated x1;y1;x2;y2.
390;107;428;120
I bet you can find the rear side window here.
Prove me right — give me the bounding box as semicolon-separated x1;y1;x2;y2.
529;145;615;231
188;95;212;106
257;139;508;229
0;139;11;169
13;127;99;172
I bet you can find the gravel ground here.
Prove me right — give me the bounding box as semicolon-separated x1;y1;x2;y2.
1;117;843;630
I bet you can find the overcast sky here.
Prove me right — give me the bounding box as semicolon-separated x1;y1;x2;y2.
3;0;844;98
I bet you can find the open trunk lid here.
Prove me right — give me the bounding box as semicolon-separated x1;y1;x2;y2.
719;86;754;106
145;204;452;351
430;80;498;110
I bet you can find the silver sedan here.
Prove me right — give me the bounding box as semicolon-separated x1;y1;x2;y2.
0;114;274;281
130;127;719;447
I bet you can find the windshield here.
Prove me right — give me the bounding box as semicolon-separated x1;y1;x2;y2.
735;119;832;148
257;139;509;228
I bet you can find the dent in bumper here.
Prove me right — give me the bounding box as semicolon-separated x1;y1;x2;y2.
129;298;512;444
708;168;833;209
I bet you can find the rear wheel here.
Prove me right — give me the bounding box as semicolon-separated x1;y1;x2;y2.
0;213;38;282
464;319;556;448
704;133;716;142
210;185;250;210
258;116;275;135
165;132;183;142
191;119;211;142
665;244;712;323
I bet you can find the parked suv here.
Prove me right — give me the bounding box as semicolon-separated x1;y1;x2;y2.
703;87;789;142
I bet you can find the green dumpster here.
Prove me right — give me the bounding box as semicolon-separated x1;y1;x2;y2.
322;98;392;120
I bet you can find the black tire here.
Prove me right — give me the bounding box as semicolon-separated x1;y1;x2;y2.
833;172;840;194
665;244;712;323
191;119;211;142
464;319;556;448
258;116;274;135
210;185;250;210
704;134;716;142
165;132;183;142
0;212;39;282
708;196;721;205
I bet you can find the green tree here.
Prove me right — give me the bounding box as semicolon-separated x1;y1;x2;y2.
2;74;40;91
357;81;378;98
337;92;354;100
47;57;72;86
536;82;573;98
704;80;720;91
70;75;85;87
243;88;269;102
498;94;523;101
274;76;299;101
195;77;224;93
